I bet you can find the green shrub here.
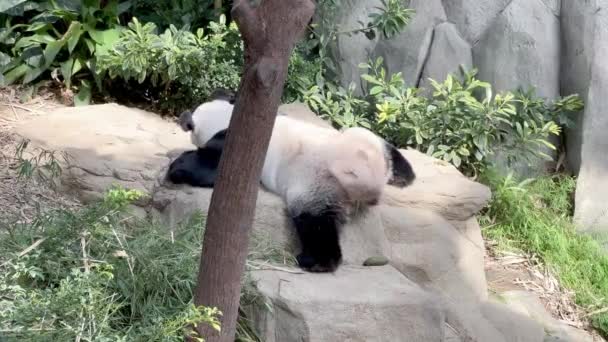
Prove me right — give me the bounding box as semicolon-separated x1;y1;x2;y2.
129;0;223;32
98;15;321;114
0;185;283;341
481;172;608;336
0;0;130;105
302;60;584;176
97;15;242;113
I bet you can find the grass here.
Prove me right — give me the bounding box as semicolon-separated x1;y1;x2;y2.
0;186;289;341
480;172;608;336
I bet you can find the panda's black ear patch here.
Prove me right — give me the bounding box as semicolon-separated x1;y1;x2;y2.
178;110;194;132
385;143;415;188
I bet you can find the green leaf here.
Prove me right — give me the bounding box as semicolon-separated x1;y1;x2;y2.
91;28;121;56
74;81;91;106
370;85;384;96
60;58;75;86
22;66;45;84
2;64;29;85
67;24;83;53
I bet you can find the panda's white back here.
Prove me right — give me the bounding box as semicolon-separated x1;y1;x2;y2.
260;115;338;197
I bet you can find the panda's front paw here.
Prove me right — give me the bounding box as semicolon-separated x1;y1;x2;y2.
296;252;341;273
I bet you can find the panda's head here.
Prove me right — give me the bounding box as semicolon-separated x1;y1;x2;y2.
178;88;236;148
328;126;415;204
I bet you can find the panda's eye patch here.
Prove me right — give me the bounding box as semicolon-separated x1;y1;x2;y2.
186;123;194;131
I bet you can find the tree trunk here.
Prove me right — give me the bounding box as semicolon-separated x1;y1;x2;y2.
214;0;222;10
191;1;315;341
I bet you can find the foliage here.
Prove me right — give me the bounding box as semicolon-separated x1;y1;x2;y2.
98;15;242;113
0;0;131;104
129;0;222;32
480;172;608;336
0;185;286;341
303;60;584;176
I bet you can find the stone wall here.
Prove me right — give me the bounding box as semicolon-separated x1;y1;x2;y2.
325;0;608;233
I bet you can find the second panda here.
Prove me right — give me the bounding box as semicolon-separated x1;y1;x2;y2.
168;92;416;272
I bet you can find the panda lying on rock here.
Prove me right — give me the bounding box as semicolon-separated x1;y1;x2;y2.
167;89;416;273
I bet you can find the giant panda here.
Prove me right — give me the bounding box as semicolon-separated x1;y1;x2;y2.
168;91;416;272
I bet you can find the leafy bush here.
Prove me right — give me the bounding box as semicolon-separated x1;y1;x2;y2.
129;0;222;32
303;59;584;176
97;15;241;113
0;0;130;104
0;186;285;341
98;15;321;114
480;172;608;336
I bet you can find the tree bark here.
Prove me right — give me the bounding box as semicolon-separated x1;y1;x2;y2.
191;0;315;341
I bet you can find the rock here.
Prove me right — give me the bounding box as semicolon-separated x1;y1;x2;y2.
15;102;561;342
14;103;190;204
362;255;389;266
373;0;446;87
419;22;473;93
323;0;385;90
473;0;560;99
382;149;491;221
279;102;334;129
248;266;446;342
500;291;597;342
441;0;511;44
481;301;546;342
561;0;608;234
472;0;560;177
381;205;488;303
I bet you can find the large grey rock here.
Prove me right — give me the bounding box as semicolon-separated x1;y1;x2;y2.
472;0;560;177
419;22;473;92
249;266;445;342
561;0;608;233
13;103;189;204
473;0;560;99
500;291;598;342
324;0;384;90
373;0;446;87
441;0;511;44
15;101;564;342
560;0;596;174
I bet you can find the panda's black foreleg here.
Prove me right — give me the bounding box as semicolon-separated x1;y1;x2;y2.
291;206;344;273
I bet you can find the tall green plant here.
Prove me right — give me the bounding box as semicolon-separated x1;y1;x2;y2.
0;0;130;105
302;59;584;176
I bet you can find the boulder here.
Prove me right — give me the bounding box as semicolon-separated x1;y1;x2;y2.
419;22;473;93
248;266;445;342
373;0;446;87
323;0;384;91
561;0;608;234
441;0;511;44
500;291;597;342
473;0;560;99
472;0;560;177
14;102;564;342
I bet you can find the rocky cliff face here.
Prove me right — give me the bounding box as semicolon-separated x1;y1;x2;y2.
13;102;597;341
322;0;608;234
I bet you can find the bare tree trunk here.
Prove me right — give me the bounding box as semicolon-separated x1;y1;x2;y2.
214;0;222;10
191;0;315;341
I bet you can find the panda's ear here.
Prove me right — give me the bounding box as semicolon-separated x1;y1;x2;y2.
178;111;194;132
385;142;415;187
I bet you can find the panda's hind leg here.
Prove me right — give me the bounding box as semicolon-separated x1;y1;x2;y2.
291;205;345;273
